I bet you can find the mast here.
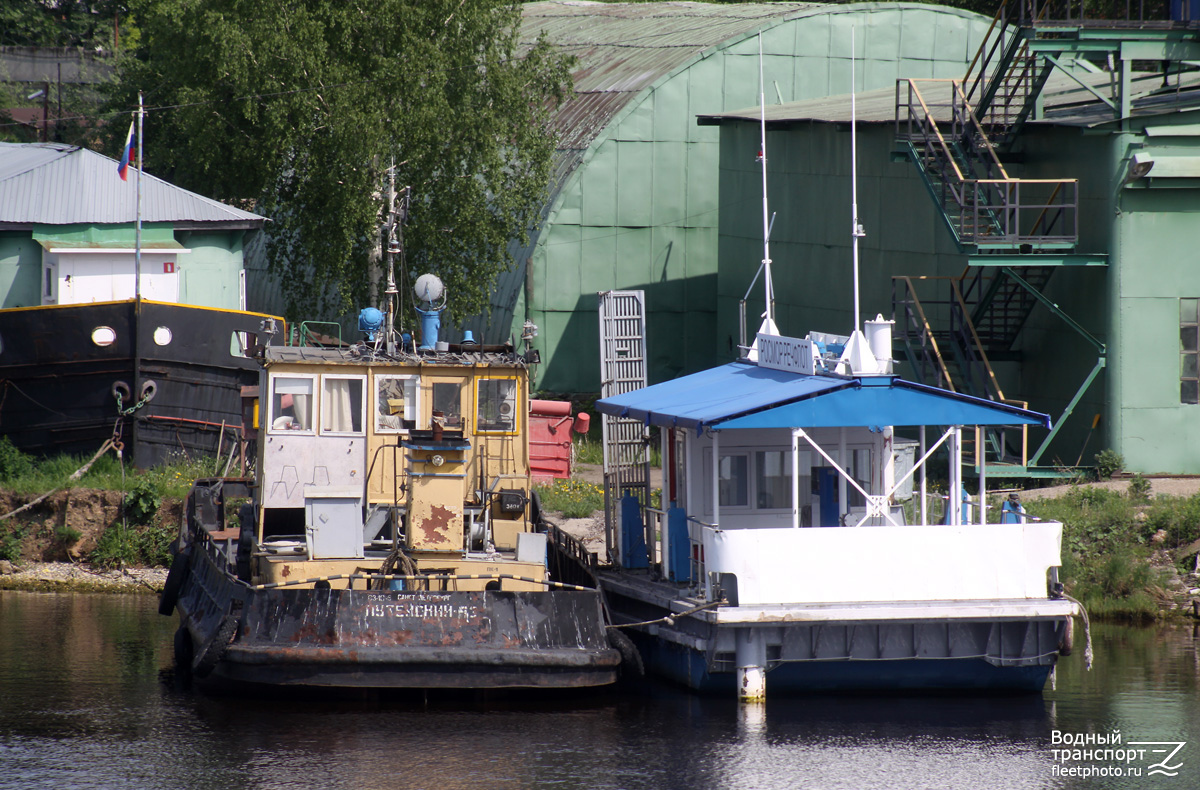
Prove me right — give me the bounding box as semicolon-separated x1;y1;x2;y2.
850;29;864;332
131;90;144;464
758;33;775;330
134;91;143;300
385;163;398;355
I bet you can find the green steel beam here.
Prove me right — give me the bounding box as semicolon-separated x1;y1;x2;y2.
975;464;1082;479
966;254;1107;267
1043;54;1115;109
1000;266;1106;353
1028;356;1106;468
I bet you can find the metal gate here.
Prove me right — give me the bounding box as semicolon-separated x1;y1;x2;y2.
598;290;650;566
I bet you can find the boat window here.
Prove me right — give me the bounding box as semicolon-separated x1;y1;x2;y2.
229;331;252;358
718;454;749;507
432;381;463;427
756;450;798;510
839;448;872;510
375;375;419;433
269;375;315;433
321;375;365;435
476;378;518;433
703;448;813;518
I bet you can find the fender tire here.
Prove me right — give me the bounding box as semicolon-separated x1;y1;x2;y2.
158;547;191;616
607;628;644;678
1058;616;1075;657
193;614;240;679
235;503;255;583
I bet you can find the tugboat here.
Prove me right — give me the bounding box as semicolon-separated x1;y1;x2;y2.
160;258;620;690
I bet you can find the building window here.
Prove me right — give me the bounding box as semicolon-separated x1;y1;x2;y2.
1183;298;1199;404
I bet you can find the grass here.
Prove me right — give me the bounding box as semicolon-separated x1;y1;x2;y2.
0;439;214;568
0;438;215;500
1023;485;1200;622
572;433;662;468
536;478;605;519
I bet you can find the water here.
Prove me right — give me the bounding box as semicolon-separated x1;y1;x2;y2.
1;591;1197;790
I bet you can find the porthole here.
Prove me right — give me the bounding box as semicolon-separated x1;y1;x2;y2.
91;326;116;347
153;326;173;346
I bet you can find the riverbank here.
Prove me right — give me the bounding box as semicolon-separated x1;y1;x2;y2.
0;560;166;594
4;468;1200;616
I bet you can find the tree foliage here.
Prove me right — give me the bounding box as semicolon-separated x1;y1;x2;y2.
0;1;127;49
108;0;573;321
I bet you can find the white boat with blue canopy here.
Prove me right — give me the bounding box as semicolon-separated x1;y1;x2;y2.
594;325;1079;700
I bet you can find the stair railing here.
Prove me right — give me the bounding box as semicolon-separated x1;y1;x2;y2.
892;275;954;392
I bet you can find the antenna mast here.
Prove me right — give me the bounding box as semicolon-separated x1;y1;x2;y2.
134;91;143;301
758;33;775;329
850;27;865;332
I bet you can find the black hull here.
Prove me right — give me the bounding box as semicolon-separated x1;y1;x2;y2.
0;300;275;466
166;491;621;691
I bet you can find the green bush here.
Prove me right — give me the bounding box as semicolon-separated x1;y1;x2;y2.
0;525;26;562
0;437;34;482
1025;485;1135;557
1094;448;1124;480
1142;493;1200;557
90;521;173;569
123;478;161;525
55;524;82;545
1127;473;1151;502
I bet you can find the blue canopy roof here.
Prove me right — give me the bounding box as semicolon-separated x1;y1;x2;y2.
595;361;1051;431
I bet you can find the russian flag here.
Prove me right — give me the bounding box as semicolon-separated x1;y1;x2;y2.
117;121;135;181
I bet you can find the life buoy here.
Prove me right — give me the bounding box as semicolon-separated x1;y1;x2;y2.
1059;616;1075;657
192;614;240;679
158;547;191;616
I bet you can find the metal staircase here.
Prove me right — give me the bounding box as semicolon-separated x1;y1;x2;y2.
892;1;1200;475
963;1;1059;153
893;275;1030;468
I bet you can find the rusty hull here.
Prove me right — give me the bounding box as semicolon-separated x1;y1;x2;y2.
173;530;620;690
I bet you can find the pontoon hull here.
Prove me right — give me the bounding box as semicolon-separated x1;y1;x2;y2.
602;573;1073;696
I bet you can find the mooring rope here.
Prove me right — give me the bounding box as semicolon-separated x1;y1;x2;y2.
1061;592;1094;671
607;599;724;629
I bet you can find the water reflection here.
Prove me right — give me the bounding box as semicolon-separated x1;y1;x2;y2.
1;591;1197;790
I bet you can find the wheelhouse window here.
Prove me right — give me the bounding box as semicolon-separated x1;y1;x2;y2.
1182;298;1198;404
718;454;749;507
321;375;365;435
269;375;315;433
432;381;463;427
476;378;518;433
375;375;419;433
755;450;794;509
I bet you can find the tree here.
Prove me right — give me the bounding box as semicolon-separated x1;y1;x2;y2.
0;1;127;49
108;0;572;321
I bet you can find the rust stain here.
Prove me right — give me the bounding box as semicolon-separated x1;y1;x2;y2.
281;564;291;578
290;623;338;645
419;504;456;545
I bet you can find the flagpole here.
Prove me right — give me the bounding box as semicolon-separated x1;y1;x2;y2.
135;91;143;300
